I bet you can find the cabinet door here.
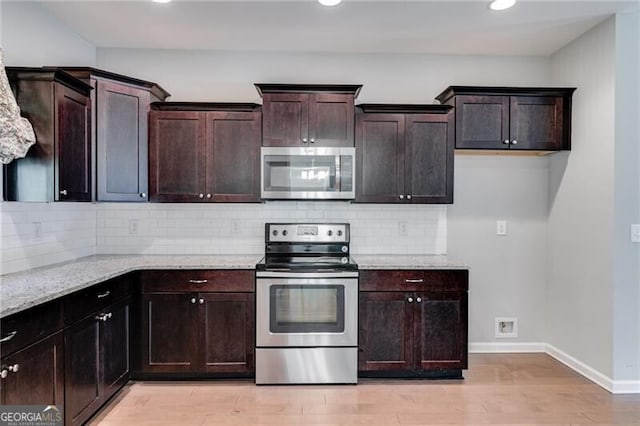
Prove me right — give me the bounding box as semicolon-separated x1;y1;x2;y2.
100;299;130;401
65;315;101;426
414;291;467;370
358;292;413;372
149;111;206;202
405;113;454;204
454;95;509;149
199;293;255;374
55;83;91;201
308;93;354;147
0;332;64;408
140;293;198;373
355;114;405;203
96;80;150;201
204;111;261;202
510;96;564;150
262;93;308;146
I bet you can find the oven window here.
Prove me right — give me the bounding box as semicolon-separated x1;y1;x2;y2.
270;285;345;333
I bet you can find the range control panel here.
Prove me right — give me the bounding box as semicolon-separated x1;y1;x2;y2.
266;223;350;243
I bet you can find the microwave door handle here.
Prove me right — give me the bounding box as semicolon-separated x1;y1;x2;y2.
335;154;341;191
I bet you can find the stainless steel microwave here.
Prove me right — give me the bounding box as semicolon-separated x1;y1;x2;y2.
261;147;355;200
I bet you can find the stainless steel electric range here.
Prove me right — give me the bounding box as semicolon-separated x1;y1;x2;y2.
255;223;358;385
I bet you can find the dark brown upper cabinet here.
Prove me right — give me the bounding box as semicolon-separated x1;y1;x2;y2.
436;86;576;151
4;68;92;202
355;104;454;204
61;67;170;202
255;84;362;147
149;103;262;203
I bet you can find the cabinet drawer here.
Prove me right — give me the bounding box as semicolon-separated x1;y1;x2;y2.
64;274;132;325
141;270;255;293
359;270;468;292
0;300;63;357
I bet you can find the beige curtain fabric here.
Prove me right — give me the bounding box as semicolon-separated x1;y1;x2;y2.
0;48;36;164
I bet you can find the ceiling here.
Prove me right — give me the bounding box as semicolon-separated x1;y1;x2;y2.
25;0;640;55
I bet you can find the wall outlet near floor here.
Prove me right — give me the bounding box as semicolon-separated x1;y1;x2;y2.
631;224;640;243
231;220;241;234
398;221;408;237
128;219;139;235
33;222;42;241
496;220;508;236
495;317;518;338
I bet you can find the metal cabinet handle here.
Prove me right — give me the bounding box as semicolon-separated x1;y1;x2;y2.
0;369;8;379
140;192;146;198
198;193;204;199
199;298;205;305
59;189;68;196
95;313;112;322
190;297;197;304
503;139;510;144
302;138;308;143
97;290;110;299
416;297;422;303
511;140;518;145
0;331;17;342
405;279;424;283
407;297;414;303
406;195;412;200
310;138;315;143
8;364;19;373
189;280;208;284
206;194;212;199
399;195;404;200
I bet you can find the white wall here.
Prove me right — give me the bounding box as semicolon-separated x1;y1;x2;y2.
549;18;615;378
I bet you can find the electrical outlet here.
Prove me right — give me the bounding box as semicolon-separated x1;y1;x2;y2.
398;221;408;237
496;220;507;236
631;224;640;243
128;219;139;235
231;220;241;234
33;222;42;241
495;317;518;338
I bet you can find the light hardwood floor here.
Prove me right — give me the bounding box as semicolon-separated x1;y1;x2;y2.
89;354;640;425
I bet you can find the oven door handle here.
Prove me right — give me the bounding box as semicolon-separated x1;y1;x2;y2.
256;271;359;279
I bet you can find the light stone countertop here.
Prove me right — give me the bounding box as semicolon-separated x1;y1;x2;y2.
0;253;467;318
0;255;261;318
355;255;468;270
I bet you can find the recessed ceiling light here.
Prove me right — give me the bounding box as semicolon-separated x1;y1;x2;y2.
489;0;516;11
152;0;171;3
318;0;342;6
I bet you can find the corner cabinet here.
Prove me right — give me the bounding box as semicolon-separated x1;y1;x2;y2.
358;269;469;379
4;68;92;202
149;103;262;203
355;104;454;204
435;86;576;151
62;67;170;202
136;270;255;377
256;84;362;147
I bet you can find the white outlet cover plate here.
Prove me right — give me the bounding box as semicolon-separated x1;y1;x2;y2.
496;220;507;236
631;224;640;243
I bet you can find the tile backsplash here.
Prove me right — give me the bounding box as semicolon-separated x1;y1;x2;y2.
0;202;97;275
0;201;446;274
96;202;447;257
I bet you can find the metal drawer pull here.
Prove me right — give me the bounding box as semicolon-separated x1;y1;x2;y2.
407;297;414;303
199;298;205;304
97;290;111;299
416;297;422;303
190;297;197;304
188;279;208;284
8;364;19;373
95;313;112;322
0;369;7;379
59;189;68;196
405;279;424;283
511;140;518;145
0;331;17;342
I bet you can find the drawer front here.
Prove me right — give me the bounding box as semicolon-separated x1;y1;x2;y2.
359;270;468;292
141;270;255;293
0;300;63;357
64;273;132;325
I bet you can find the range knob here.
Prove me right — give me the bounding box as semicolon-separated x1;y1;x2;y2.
272;230;278;236
340;257;349;264
282;230;288;236
341;245;348;253
337;230;343;237
328;230;333;236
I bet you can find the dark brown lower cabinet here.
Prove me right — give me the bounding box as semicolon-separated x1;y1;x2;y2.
359;269;468;379
0;331;64;406
65;298;130;426
139;291;255;377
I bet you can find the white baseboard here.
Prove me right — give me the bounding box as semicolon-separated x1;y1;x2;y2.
469;342;546;353
470;341;640;394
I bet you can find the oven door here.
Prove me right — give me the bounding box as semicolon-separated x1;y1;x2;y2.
256;276;358;347
261;147;355;200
